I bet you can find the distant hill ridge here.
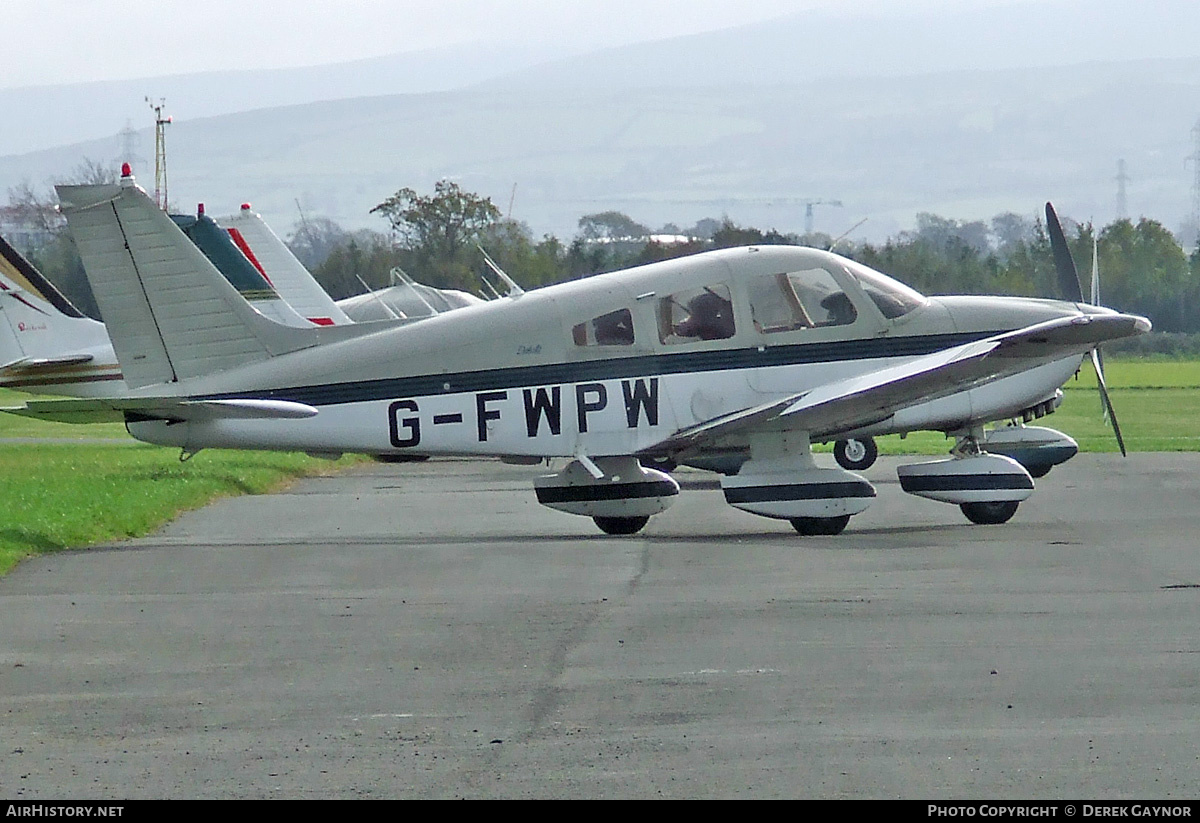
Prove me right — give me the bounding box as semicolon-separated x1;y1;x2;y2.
3;1;1199;242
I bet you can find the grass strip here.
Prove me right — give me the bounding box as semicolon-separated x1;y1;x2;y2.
1;359;1196;574
0;444;352;575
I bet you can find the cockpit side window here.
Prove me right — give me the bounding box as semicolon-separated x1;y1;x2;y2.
658;284;736;344
572;308;635;346
749;268;856;333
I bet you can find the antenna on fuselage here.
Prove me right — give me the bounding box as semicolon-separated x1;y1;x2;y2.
354;274;403;320
390;266;441;316
477;245;524;297
828;218;868;252
478;277;503;301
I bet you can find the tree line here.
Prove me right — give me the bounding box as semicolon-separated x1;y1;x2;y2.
5;173;1199;343
297;182;1200;341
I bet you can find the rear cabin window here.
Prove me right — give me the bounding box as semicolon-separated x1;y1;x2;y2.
657;284;736;344
572;308;635;346
748;269;857;333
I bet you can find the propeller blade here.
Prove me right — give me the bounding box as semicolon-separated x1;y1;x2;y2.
1091;348;1126;457
1045;202;1084;303
1090;234;1100;305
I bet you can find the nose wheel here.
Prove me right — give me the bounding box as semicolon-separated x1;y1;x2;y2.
593;515;650;535
789;515;852;535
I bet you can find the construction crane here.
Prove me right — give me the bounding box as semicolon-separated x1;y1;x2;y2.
802;199;843;235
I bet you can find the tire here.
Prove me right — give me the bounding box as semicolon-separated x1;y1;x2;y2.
959;500;1019;525
593;515;651;535
833;437;878;471
789;515;851;536
373;453;431;463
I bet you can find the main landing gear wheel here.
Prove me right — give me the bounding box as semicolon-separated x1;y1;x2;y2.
373;453;431;463
959;500;1019;525
833;437;878;471
593;515;651;535
789;515;851;536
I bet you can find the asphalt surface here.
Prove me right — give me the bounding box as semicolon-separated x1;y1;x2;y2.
2;454;1198;799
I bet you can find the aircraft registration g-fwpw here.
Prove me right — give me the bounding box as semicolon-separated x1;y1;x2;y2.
4;170;1150;535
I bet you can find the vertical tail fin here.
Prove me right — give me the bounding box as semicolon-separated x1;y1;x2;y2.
0;233;88;319
57;176;316;389
0;233;113;362
221;205;353;326
0;234;121;392
172;206;316;328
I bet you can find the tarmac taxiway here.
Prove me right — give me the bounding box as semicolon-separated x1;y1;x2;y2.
1;454;1198;798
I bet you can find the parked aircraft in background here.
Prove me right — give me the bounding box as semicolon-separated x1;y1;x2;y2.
222;204;484;321
335;272;484;322
5;171;1150;535
0;232;125;395
218;205;352;326
0;189;475;397
0;207;317;397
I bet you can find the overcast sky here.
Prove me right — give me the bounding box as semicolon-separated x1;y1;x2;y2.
2;0;1019;90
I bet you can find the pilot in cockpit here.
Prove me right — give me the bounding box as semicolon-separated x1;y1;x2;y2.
818;291;857;326
676;290;735;340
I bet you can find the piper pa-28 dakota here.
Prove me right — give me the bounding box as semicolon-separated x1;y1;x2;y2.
4;170;1150;536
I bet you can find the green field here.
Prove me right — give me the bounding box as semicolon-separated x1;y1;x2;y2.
1;357;1197;574
0;389;356;575
864;358;1200;456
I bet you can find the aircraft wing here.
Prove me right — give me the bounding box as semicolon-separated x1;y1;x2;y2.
654;312;1148;451
0;397;318;425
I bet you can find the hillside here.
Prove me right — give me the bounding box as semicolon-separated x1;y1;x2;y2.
3;2;1200;243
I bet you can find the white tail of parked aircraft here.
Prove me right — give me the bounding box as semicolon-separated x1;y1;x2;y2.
223;202;482;324
0;233;125;395
220;204;353;327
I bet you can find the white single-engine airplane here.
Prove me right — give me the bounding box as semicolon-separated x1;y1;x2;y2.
4;171;1150;535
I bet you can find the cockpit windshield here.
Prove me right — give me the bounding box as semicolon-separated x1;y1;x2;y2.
747;267;857;334
840;259;927;320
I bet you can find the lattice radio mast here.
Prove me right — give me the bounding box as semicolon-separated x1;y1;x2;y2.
1189;118;1200;243
146;97;172;210
117;119;142;174
1115;158;1129;220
